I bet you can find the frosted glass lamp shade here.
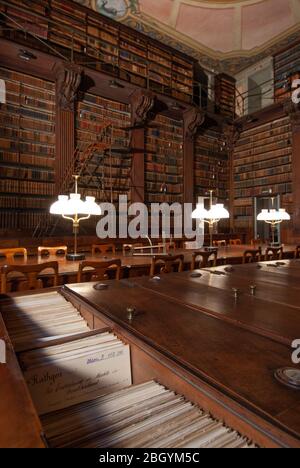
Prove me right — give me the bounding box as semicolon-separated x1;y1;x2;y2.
85;196;102;215
257;208;291;222
207;204;230;220
192;205;208;219
50;196;69;215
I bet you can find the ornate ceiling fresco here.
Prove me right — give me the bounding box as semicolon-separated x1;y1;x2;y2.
75;0;300;74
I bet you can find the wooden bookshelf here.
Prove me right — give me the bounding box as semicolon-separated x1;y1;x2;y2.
145;115;183;205
274;42;300;102
215;73;236;119
0;67;55;230
194;130;229;201
0;0;196;104
233;116;292;231
75;93;131;204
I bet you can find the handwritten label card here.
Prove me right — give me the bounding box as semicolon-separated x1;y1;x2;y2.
24;344;131;415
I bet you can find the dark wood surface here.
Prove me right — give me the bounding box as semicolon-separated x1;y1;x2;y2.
64;260;300;441
0;310;44;448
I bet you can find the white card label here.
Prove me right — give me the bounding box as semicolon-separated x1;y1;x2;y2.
24;344;132;415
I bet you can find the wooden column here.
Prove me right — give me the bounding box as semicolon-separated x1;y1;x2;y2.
54;62;82;194
130;90;155;204
286;103;300;241
183;107;205;204
223;123;242;232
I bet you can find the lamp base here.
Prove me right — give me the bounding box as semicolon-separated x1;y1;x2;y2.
204;246;218;252
66;253;86;261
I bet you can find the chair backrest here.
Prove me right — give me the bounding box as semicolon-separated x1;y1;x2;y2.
150;255;184;277
191;250;218;270
265;246;283;261
295;246;300;259
38;246;68;257
243;249;262;264
77;259;121;283
92;244;116;256
229;239;242;246
0;261;59;294
0;248;27;262
251;239;263;248
213;240;227;247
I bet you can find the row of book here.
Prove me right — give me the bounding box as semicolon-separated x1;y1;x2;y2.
195;132;229;201
274;42;300;101
235;164;292;182
0;177;55;195
214;74;236;118
0;166;55;182
145;115;183;205
234;183;292;199
0;152;55;170
3;0;195;103
0;211;50;230
0;196;50;210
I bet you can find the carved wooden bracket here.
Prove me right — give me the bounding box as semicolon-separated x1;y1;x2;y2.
222;122;242;152
183;107;205;141
54;62;82;111
130;89;155;127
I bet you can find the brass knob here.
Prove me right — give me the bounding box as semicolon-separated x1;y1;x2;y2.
126;306;136;322
232;288;239;299
250;285;257;295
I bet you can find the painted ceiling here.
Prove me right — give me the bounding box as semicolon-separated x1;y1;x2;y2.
74;0;300;74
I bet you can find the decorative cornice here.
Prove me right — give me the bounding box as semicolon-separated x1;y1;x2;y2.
54;62;82;111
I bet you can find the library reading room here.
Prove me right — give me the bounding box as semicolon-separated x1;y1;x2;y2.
1;0;300;451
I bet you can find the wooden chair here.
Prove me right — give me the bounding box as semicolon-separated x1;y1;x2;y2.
229;239;242;246
0;248;27;261
243;249;262;264
92;244;116;256
294;246;300;259
251;239;264;248
38;246;68;257
0;261;59;294
150;255;184;277
213;240;227;247
265;246;283;261
191;250;218;270
77;259;121;283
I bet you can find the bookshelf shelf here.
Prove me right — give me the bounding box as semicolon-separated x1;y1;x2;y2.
1;0;196;105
